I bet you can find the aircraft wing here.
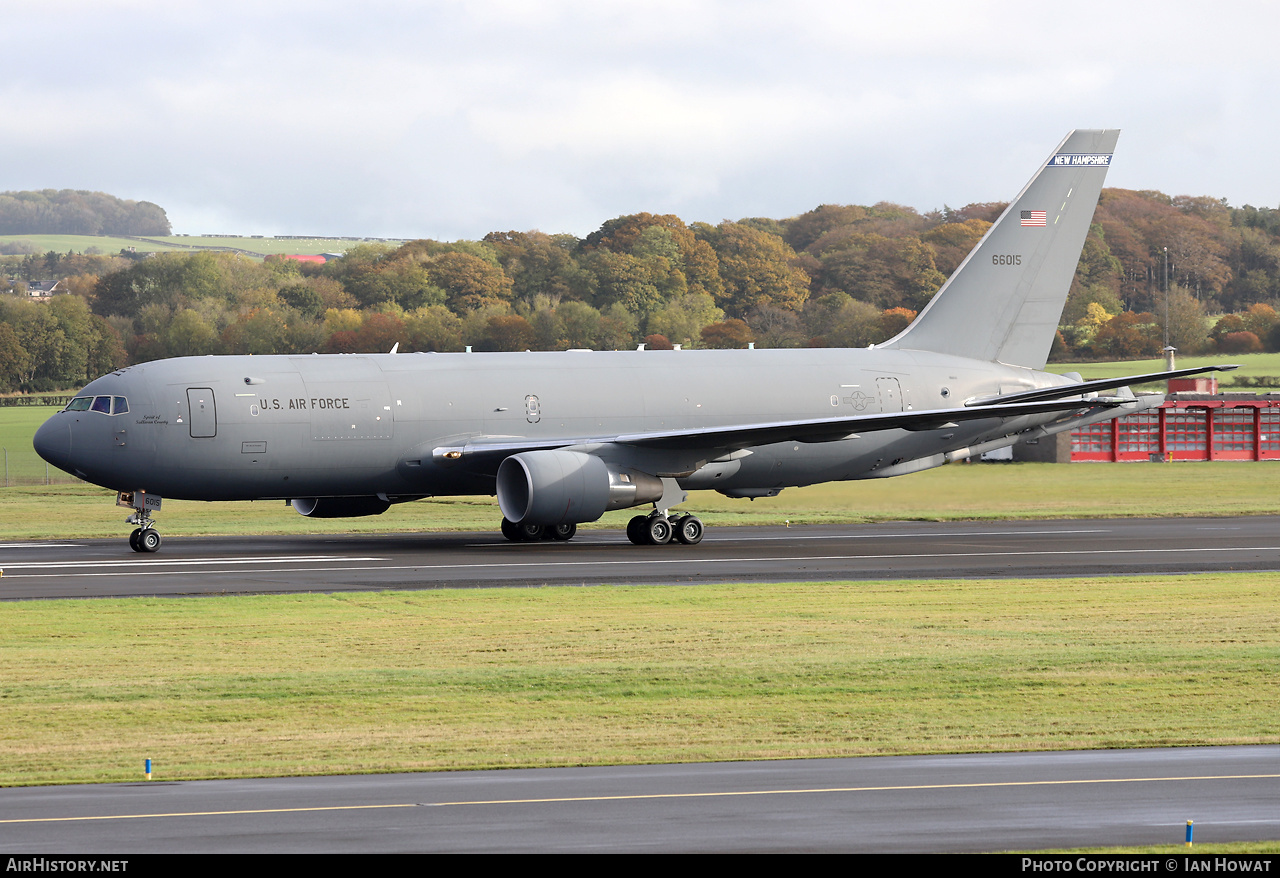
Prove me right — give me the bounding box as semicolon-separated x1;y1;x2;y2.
965;364;1237;408
431;394;1152;467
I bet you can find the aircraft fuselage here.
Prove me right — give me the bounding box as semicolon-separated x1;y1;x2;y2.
35;347;1077;503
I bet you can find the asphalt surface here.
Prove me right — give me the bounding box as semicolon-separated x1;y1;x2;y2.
3;746;1277;853
2;516;1279;599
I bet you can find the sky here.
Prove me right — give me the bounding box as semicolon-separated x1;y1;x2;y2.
6;0;1278;241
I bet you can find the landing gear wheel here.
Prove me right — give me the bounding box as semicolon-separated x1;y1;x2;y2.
645;515;673;546
674;515;704;545
516;523;545;542
501;518;547;542
548;523;577;541
626;515;649;545
138;528;161;553
129;528;142;553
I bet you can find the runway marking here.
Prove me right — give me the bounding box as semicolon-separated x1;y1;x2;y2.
0;543;83;549
6;772;1278;824
0;556;383;571
430;772;1280;807
0;803;418;823
4;544;1280;579
703;528;1110;542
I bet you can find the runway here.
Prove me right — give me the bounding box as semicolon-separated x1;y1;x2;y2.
3;746;1278;853
2;516;1279;600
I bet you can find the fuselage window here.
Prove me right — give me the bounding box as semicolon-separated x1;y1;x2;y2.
65;397;93;412
112;397;129;415
90;396;112;414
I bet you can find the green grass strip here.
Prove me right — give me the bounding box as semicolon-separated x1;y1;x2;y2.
2;458;1279;538
1;574;1276;787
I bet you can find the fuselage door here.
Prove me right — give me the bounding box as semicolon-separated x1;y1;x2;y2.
187;388;217;438
876;377;903;412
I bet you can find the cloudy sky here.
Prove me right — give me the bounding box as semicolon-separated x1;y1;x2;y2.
6;0;1277;240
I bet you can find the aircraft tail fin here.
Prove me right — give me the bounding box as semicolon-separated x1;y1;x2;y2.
881;129;1119;369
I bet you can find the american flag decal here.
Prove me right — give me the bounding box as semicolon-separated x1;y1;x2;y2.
1021;210;1047;227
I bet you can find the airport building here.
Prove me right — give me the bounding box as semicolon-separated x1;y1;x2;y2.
1017;372;1280;463
1069;392;1280;462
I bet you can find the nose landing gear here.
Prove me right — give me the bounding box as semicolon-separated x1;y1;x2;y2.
128;525;162;553
118;491;163;553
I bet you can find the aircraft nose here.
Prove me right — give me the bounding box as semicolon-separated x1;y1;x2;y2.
33;416;72;472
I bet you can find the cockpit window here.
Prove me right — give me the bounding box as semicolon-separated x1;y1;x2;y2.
63;395;129;414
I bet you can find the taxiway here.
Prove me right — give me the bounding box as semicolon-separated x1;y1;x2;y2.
3;746;1277;853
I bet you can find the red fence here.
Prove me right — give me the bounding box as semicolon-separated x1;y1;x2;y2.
1071;394;1280;462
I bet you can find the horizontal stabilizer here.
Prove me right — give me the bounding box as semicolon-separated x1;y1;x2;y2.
965;364;1238;408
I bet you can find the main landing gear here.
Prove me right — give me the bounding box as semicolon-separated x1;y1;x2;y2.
498;513;704;545
500;518;577;542
626;512;704;546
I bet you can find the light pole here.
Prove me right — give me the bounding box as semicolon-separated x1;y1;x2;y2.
1163;246;1169;349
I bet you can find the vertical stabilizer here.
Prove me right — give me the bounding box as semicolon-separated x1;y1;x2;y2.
882;129;1119;369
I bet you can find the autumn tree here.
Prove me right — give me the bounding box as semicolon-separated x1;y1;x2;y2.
324;312;406;353
166;309;220;357
810;233;943;310
645;292;723;349
919;218;990;276
879;307;917;340
801;293;883;348
1150;284;1210;354
222;308;292;356
702;222;809;316
582;212;723;301
430;250;514;312
474;314;535;351
700;318;755;349
1093;311;1160;359
1219;331;1262;353
783;204;869;253
581;249;665;317
404;305;463;352
745;304;804;348
483;230;584;304
0;322;30;391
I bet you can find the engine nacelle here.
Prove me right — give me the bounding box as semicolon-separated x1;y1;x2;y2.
496;450;663;525
291;496;392;518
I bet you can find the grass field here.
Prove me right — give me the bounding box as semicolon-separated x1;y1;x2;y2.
0;406;79;485
1037;842;1280;854
1048;351;1280;390
1;234;194;255
1;573;1276;786
0;233;402;258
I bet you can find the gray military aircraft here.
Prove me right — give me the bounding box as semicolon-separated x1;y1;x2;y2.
34;129;1233;552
